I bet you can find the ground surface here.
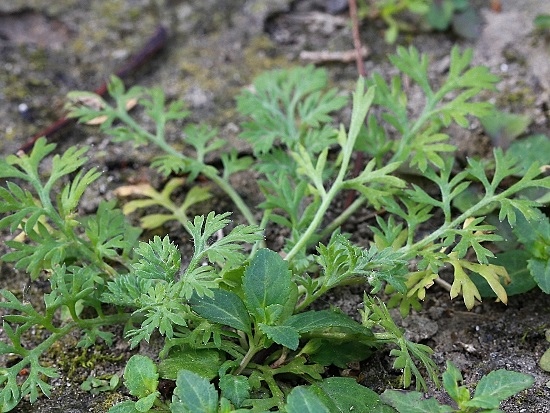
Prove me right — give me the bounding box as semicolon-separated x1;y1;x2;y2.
1;0;550;412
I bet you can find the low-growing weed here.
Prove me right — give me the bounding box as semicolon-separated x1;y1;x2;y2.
358;0;478;43
1;45;548;411
381;360;534;413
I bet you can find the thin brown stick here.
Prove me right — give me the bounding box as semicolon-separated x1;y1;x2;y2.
300;46;368;63
17;25;169;154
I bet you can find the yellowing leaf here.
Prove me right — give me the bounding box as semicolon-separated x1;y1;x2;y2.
447;253;482;310
463;261;509;305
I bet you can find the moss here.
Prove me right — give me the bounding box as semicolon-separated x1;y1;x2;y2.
47;336;124;382
98;392;128;412
495;83;537;113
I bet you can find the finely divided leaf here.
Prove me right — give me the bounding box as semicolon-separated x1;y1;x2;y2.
132;236;181;281
236;65;347;154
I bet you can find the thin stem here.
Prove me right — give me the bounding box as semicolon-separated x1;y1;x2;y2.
320;196;368;238
117;110;258;226
284;185;339;262
400;192;501;257
235;334;261;375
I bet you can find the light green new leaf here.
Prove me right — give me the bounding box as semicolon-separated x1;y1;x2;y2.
172;370;218;413
442;361;470;404
467;369;534;409
123;355;159;399
132;236;181;281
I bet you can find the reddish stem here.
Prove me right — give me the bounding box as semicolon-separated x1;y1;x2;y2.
17;25;169;154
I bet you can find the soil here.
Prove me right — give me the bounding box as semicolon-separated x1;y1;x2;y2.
1;0;550;412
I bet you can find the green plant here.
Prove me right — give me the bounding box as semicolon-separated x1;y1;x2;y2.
81;374;120;395
1;46;547;411
113;354;395;413
0;139;141;411
358;0;476;43
381;360;534;412
452;133;550;297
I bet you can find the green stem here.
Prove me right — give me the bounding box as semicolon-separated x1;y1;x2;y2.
117;111;258;226
320;197;368;239
285;137;355;261
235;335;261;375
400;192;499;257
284;185;339;262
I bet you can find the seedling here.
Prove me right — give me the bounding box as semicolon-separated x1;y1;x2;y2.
381;360;534;412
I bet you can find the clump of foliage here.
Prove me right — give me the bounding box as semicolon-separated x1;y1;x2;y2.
358;0;478;43
382;360;534;412
0;46;547;411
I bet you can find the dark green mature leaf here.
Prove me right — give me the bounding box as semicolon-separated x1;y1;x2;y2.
284;309;372;336
510;209;550;292
452;6;483;40
426;0;454;30
243;249;293;324
311;378;395;413
108;400;141;413
306;340;374;368
190;289;252;334
219;375;250;408
529;259;550;294
158;349;222;381
286;387;331;413
480;109;531;148
172;370;218;413
258;324;300;350
507;134;550;175
381;390;453;413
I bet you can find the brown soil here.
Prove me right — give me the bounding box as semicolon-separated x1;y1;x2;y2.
1;0;549;411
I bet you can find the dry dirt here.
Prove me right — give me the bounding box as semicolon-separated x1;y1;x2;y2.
1;0;550;412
